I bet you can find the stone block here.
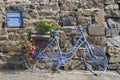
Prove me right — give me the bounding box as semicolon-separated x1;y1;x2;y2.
7;51;22;56
0;45;3;52
51;3;60;11
0;35;8;41
106;36;120;47
38;0;49;3
60;2;78;11
8;34;22;41
82;9;93;16
107;47;120;54
26;4;36;9
106;18;120;28
109;54;120;63
0;29;7;35
87;25;105;36
105;10;120;17
87;36;105;45
4;46;19;52
105;28;120;37
62;26;77;33
6;5;24;12
105;0;115;4
58;16;76;26
39;3;51;10
82;0;103;8
7;0;22;3
50;0;58;2
116;0;120;3
108;63;120;70
39;11;54;16
76;16;89;25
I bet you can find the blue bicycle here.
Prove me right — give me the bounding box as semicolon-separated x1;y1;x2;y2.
24;22;108;75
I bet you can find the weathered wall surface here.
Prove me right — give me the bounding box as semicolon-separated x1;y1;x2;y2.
0;0;119;71
105;0;120;70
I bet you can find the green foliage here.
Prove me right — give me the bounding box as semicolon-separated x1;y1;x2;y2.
36;21;60;33
19;34;38;59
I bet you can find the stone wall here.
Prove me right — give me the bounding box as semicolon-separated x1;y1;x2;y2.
0;0;119;71
105;0;120;71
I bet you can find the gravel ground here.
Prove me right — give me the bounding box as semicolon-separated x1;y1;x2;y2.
0;70;120;80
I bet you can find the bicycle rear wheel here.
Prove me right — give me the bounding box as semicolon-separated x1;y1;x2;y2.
24;41;56;73
24;55;53;73
83;44;108;75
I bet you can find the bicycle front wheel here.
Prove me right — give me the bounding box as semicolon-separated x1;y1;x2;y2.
83;44;108;75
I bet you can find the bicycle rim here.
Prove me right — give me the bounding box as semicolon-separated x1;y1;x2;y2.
83;44;108;75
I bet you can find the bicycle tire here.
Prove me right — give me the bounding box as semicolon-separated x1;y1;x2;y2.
82;44;108;75
24;55;53;73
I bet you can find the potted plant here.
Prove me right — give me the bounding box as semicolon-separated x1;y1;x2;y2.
35;21;60;34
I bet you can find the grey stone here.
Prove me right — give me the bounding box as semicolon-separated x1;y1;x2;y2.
50;0;59;2
106;37;120;47
0;45;3;52
18;28;34;33
23;13;31;19
87;36;105;45
106;18;120;28
39;3;51;10
51;3;60;11
27;4;36;9
6;41;18;46
6;5;24;12
82;9;93;16
109;54;120;63
105;0;115;4
60;2;78;11
38;0;49;3
58;16;76;26
7;0;22;3
105;10;120;17
105;28;120;37
88;25;105;36
0;35;8;41
76;16;89;25
82;0;103;8
8;34;21;41
0;29;7;35
39;10;54;16
116;0;120;3
108;63;120;70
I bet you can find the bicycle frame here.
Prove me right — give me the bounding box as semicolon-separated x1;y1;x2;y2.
37;23;93;65
24;23;108;75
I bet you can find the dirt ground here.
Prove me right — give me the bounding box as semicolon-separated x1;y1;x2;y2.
0;70;120;80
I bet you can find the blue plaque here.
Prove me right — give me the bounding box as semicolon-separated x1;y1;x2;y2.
6;12;23;28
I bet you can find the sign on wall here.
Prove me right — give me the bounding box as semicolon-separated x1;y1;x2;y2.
6;12;23;28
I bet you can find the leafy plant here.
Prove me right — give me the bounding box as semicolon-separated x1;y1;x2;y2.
36;21;60;34
19;35;40;60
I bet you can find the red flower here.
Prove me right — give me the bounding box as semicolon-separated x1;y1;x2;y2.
31;54;36;59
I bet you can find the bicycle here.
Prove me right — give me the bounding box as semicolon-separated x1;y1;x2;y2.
24;22;108;75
